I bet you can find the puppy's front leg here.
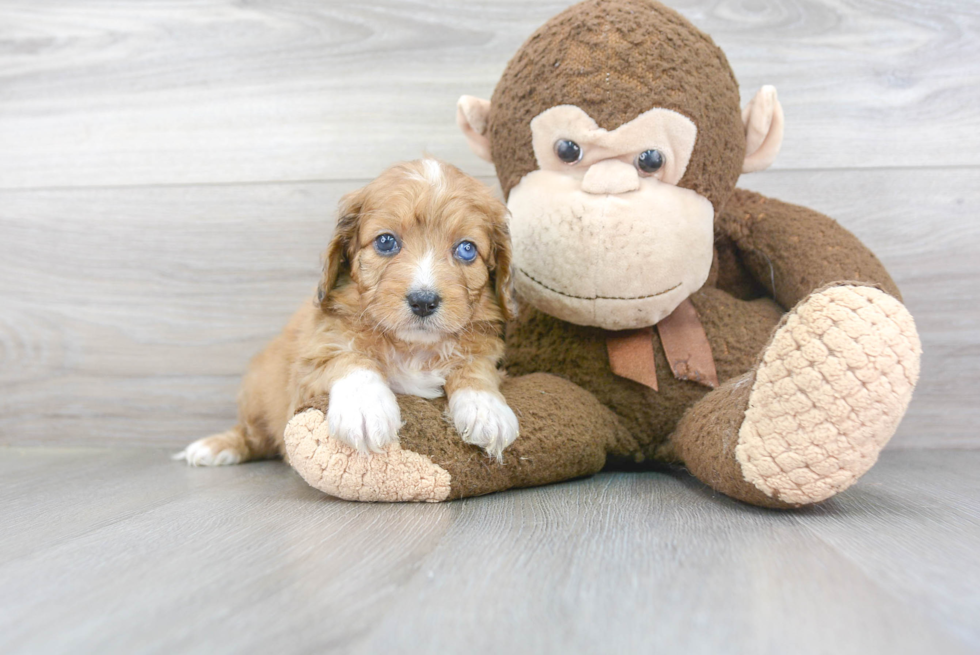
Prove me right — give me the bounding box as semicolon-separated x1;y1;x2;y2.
305;359;402;455
445;362;519;462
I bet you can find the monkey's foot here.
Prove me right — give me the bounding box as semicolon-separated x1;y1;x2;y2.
283;409;452;502
735;284;921;505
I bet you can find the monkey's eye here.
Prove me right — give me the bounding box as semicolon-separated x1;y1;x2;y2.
374;233;400;256
636;149;665;174
453;240;478;263
554;139;583;164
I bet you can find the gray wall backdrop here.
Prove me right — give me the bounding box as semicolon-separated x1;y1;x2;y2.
1;0;977;448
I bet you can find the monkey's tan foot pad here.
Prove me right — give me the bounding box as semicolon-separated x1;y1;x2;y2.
735;285;921;505
283;409;452;502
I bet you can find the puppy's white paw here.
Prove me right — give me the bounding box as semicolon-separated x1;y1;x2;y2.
173;435;243;467
449;389;519;462
327;369;402;454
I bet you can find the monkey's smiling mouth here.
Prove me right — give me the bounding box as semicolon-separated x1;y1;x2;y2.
516;267;681;301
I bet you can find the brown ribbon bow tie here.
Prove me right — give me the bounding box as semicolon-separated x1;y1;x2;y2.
606;297;719;391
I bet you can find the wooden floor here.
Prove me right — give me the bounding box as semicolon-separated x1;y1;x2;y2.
1;448;978;655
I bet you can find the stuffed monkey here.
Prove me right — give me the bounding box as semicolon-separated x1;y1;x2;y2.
283;0;921;508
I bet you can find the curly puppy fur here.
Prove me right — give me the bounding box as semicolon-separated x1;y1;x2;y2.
176;159;518;466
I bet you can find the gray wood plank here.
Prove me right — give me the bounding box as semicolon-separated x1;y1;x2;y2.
1;168;975;448
1;0;978;188
357;453;980;655
0;180;354;445
791;450;980;648
0;447;977;654
0;447;455;655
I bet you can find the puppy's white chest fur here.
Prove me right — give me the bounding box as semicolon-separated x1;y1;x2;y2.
385;349;449;399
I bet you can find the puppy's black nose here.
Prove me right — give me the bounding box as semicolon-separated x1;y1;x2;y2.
406;290;441;317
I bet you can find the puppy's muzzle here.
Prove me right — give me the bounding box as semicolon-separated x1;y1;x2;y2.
406;290;441;317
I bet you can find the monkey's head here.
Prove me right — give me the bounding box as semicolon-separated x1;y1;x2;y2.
457;0;783;330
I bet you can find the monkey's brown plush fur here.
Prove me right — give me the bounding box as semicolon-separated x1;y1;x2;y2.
283;0;921;508
489;0;745;211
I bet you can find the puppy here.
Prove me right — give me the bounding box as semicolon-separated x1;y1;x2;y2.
176;158;519;467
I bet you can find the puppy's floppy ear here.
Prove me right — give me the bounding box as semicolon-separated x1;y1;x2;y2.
318;187;365;309
488;204;517;320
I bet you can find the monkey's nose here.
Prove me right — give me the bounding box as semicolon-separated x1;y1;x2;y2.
581;159;640;195
406;290;441;317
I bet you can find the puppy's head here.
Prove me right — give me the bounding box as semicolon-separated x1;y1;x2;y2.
319;158;514;342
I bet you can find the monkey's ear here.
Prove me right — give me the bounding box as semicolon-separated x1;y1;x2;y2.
741;85;785;173
318;189;364;309
457;95;493;163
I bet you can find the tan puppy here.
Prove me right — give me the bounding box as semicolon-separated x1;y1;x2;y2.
176;159;519;466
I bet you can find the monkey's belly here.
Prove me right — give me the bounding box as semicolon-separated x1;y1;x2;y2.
503;287;783;457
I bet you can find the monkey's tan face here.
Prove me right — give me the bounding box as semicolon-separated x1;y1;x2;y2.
506;105;715;330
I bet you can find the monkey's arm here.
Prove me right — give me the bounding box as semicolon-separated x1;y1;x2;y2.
283;373;633;501
717;188;901;310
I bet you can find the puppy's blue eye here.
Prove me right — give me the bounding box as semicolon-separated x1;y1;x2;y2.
454;240;478;263
374;233;399;256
